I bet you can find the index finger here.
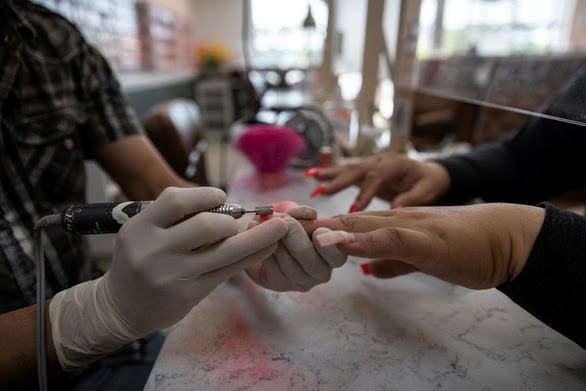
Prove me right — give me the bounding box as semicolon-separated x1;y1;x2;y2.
142;187;226;227
193;218;288;273
337;227;431;265
321;169;364;195
298;213;407;235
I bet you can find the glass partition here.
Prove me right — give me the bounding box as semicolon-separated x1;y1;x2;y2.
403;0;586;126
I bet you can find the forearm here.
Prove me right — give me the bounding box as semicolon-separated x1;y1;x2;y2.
437;118;586;204
97;135;195;200
436;137;522;204
437;89;586;205
0;302;64;388
498;204;586;348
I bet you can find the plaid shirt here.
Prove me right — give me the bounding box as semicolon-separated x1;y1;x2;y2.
0;1;142;313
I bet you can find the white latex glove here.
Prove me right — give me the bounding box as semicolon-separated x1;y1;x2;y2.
246;206;347;292
49;187;287;370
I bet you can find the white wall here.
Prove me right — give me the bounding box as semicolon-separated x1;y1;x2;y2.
334;0;367;73
191;0;245;67
146;0;196;18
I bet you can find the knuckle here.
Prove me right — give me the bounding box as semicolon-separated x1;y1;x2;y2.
364;171;379;180
381;227;405;247
160;187;185;212
335;215;358;231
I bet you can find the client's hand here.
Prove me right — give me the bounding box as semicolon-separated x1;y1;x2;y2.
246;203;347;292
49;187;287;370
306;152;451;211
300;204;545;289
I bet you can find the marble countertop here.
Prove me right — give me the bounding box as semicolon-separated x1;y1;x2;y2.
145;169;586;390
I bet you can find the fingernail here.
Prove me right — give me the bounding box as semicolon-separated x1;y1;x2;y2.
310;184;327;198
360;263;371;275
304;168;321;177
260;214;271;221
349;202;359;213
315;230;355;247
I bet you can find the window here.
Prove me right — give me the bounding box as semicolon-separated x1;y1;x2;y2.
417;0;576;58
250;0;328;69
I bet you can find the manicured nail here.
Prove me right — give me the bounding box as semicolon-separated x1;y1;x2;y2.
304;168;321;177
310;184;327;198
360;263;371;275
315;230;355;247
260;214;271;221
349;202;359;213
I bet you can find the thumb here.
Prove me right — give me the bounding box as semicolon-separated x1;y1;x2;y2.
363;259;417;279
392;180;431;208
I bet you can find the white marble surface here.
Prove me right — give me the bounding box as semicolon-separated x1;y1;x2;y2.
145;168;586;390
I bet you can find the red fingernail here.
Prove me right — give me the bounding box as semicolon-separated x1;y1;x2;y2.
304;168;321;177
260;214;270;221
349;203;359;213
360;263;371;275
310;185;327;198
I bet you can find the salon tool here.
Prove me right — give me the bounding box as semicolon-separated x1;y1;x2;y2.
59;202;273;235
33;200;272;390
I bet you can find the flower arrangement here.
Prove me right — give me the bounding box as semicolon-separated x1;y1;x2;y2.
196;42;231;72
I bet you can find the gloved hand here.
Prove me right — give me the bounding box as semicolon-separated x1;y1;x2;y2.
49;187;287;370
245;205;347;292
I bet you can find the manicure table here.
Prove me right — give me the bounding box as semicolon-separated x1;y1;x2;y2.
145;167;586;390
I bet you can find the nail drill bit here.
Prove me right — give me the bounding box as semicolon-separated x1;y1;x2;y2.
207;204;273;219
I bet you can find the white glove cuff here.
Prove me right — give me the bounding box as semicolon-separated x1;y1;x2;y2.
49;275;139;371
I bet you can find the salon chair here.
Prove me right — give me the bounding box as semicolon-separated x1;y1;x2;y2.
143;99;209;185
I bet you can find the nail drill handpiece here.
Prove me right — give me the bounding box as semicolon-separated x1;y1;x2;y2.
60;202;274;234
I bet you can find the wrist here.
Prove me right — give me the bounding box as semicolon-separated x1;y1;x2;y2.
49;275;138;371
508;205;546;282
425;161;451;201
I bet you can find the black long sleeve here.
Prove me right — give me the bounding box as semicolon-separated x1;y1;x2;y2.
437;116;586;205
498;204;586;349
436;70;586;205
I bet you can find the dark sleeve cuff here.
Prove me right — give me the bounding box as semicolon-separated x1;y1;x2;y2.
434;156;480;205
498;203;586;348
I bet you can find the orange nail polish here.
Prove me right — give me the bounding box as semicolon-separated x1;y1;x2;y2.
304;168;321;177
360;263;371;275
349;203;359;213
310;185;326;198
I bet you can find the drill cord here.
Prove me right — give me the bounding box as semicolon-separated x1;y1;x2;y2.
34;213;61;391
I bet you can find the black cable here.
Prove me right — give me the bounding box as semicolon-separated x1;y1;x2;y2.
34;214;61;391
